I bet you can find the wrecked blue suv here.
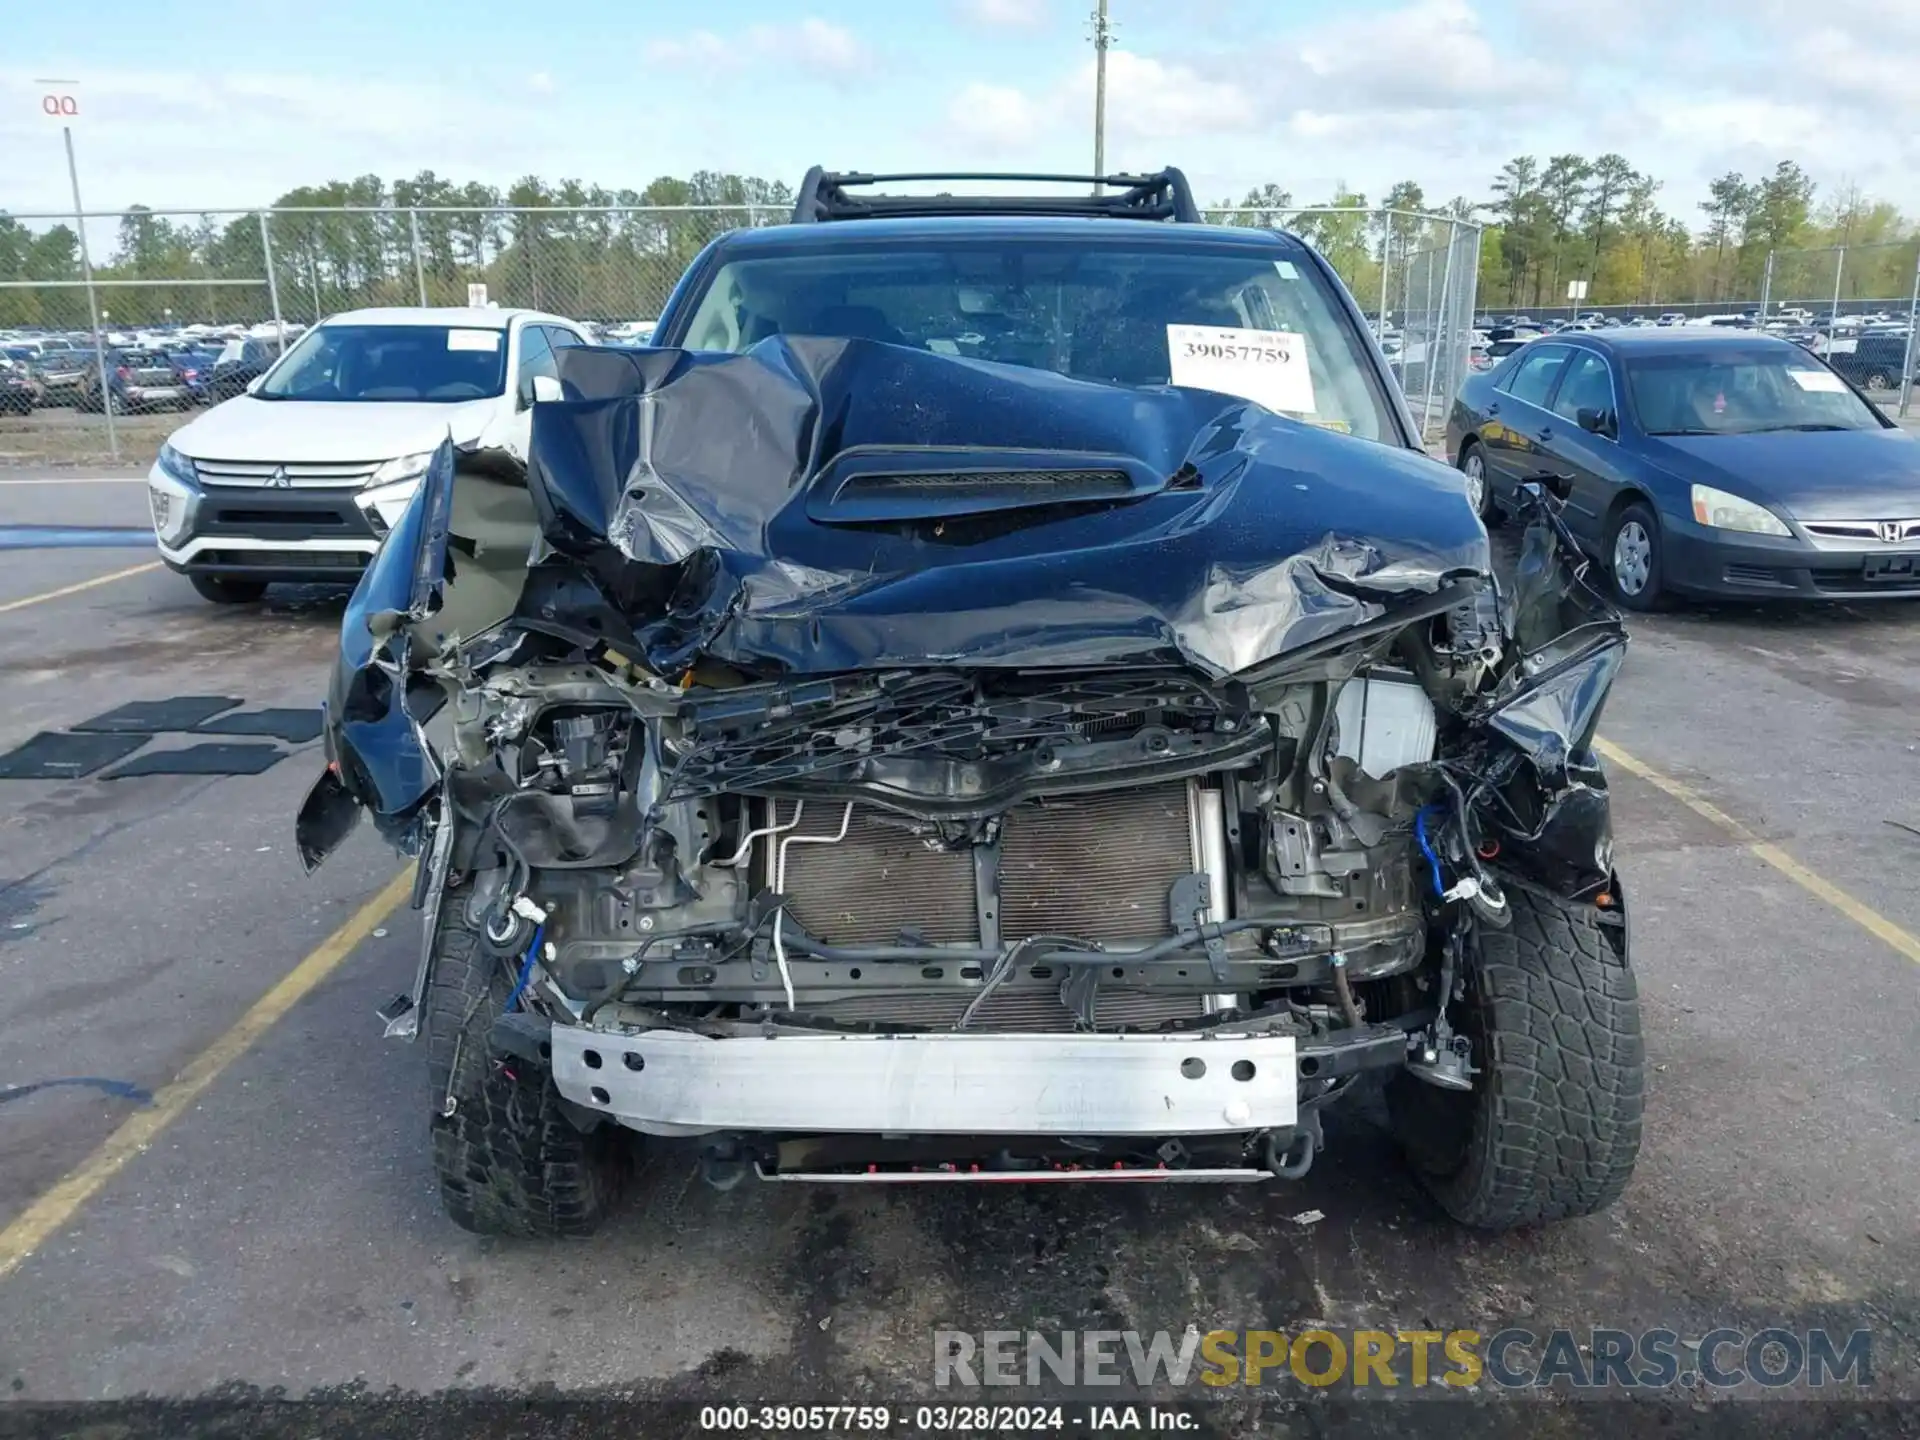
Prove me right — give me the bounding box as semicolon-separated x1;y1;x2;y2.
301;169;1643;1237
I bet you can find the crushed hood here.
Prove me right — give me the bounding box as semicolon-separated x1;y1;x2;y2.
523;336;1491;679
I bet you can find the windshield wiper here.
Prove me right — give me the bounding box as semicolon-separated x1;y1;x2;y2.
1648;427;1721;436
1742;423;1853;433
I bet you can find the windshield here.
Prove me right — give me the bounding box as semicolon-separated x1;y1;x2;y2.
677;237;1400;443
257;323;506;403
1626;351;1884;435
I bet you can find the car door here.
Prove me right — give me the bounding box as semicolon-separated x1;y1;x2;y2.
1483;343;1572;496
1540;347;1625;542
507;322;556;460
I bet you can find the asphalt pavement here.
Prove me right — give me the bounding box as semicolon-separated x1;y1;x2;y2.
0;469;1914;1434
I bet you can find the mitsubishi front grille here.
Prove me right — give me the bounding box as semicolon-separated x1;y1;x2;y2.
193;460;379;489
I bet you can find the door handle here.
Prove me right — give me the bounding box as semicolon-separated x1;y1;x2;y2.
1535;427;1554;443
1487;402;1501;415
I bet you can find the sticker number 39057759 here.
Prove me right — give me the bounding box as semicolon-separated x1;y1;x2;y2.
1165;324;1317;416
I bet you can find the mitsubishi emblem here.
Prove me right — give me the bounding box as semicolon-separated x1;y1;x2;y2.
267;466;291;489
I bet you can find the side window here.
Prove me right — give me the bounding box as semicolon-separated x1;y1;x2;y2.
514;324;555;405
1550;351;1615;421
1500;345;1570;408
543;325;583;351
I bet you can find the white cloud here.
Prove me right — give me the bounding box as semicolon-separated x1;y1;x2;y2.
1286;0;1495;112
954;0;1048;29
641;30;732;66
645;18;871;79
945;82;1051;152
930;0;1920;218
528;71;554;94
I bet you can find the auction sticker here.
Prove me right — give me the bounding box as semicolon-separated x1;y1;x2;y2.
1787;368;1847;393
447;329;502;351
1167;325;1316;415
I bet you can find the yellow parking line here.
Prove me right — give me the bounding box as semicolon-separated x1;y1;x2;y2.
1595;737;1920;968
0;560;161;615
0;867;415;1284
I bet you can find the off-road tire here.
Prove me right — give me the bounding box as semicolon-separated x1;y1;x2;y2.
425;903;629;1237
1388;884;1643;1229
188;575;268;604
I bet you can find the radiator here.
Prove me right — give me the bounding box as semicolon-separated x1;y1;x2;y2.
773;780;1199;949
998;782;1196;944
776;802;979;946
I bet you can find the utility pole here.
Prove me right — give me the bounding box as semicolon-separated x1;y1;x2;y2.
1090;0;1111;190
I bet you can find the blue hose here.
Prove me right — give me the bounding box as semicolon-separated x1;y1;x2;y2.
504;922;544;1011
1414;806;1446;898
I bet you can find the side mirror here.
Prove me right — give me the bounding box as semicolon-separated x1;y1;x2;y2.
244;374;264;395
1540;471;1576;500
1575;406;1612;437
530;374;563;405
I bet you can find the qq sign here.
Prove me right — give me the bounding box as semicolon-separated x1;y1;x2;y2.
39;90;80;121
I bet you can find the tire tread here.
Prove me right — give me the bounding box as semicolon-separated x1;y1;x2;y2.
425;905;626;1238
1396;886;1644;1228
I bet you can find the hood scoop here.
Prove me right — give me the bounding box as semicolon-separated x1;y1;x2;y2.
806;446;1158;523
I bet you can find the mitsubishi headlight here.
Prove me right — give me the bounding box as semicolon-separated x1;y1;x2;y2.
369;451;435;487
1690;484;1791;537
157;441;197;487
149;443;197;545
355;452;435;537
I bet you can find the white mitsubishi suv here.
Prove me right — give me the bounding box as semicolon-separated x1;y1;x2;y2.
147;306;591;603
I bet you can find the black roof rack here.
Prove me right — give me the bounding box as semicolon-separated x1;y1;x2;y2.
790;168;1202;225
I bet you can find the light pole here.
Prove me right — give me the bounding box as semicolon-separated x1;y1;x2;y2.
36;78;116;457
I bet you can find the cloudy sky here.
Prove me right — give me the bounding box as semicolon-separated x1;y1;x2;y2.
3;0;1916;227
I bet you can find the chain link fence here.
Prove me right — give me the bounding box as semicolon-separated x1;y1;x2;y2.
1204;205;1482;442
2;202;1477;462
1760;240;1920;415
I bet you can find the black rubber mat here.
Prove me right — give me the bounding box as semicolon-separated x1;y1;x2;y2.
0;731;148;780
73;696;242;734
101;743;286;779
194;708;324;744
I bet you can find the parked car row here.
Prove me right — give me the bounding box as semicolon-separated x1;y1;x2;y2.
0;325;300;415
1468;315;1917;389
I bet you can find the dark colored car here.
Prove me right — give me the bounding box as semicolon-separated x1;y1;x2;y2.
26;347;90;404
207;336;284;401
75;348;193;412
1825;332;1913;393
159;345;223;404
1447;329;1920;606
299;168;1643;1241
0;363;36;415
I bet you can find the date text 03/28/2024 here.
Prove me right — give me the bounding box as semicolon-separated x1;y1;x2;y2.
697;1405;1196;1431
